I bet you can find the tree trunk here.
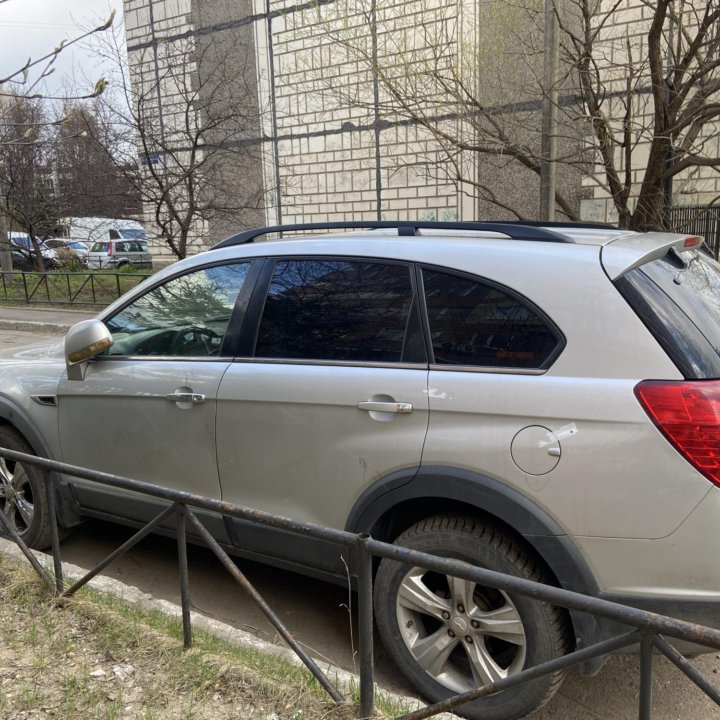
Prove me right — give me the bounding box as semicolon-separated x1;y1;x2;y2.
630;136;672;232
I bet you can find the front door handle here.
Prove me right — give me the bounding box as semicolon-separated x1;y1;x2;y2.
358;401;413;414
166;391;205;405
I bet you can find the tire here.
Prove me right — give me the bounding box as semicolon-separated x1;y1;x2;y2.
0;426;54;549
374;515;571;720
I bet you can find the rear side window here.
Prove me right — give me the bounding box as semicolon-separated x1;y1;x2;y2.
422;268;561;369
616;250;720;378
255;259;423;363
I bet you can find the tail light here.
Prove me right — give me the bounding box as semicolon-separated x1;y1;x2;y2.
635;380;720;487
107;242;113;256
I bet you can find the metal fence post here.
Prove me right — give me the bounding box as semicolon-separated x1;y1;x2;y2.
639;637;653;720
45;472;64;594
357;533;375;718
176;504;193;648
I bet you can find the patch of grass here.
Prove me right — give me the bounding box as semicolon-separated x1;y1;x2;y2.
0;551;400;719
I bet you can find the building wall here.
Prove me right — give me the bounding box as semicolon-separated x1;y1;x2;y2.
123;0;716;252
123;0;265;257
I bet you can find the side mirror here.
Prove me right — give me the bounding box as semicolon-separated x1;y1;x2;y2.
65;319;113;380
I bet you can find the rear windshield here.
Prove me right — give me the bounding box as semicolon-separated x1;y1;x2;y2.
90;242;108;252
616;249;720;378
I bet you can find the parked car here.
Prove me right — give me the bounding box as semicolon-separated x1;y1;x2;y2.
7;251;37;271
43;239;90;266
6;232;60;269
1;220;719;720
86;238;152;269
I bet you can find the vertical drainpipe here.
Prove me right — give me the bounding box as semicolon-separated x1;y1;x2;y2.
265;0;283;225
539;0;558;221
661;13;675;231
371;0;382;220
148;1;167;146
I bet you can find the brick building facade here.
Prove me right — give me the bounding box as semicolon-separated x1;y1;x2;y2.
122;0;719;256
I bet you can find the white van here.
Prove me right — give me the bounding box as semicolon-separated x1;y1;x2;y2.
59;217;148;247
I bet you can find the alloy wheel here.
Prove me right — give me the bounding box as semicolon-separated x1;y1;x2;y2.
0;458;34;535
396;567;527;693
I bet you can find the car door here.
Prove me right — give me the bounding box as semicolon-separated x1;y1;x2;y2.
216;257;430;575
57;260;256;538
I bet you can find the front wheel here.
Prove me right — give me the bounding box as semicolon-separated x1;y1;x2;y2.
374;515;571;720
0;426;54;549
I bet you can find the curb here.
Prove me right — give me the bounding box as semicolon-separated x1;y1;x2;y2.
0;319;71;333
0;538;456;719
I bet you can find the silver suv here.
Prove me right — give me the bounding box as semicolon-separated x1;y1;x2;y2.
1;221;719;720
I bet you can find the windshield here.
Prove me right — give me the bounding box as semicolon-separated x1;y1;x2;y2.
119;228;147;240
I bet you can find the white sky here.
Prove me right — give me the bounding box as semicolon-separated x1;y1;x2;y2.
0;0;124;96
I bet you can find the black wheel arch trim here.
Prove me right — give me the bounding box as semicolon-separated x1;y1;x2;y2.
345;465;607;660
0;394;82;527
0;394;54;458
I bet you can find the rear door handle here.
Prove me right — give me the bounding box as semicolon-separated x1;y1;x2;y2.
358;401;413;414
166;391;205;404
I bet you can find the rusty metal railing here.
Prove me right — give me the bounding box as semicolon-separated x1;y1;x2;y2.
1;447;719;720
0;270;149;306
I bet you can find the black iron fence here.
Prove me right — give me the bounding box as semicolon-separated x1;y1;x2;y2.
1;447;719;720
669;205;720;259
0;270;149;306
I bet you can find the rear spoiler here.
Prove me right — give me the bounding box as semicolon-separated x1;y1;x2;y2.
601;233;705;280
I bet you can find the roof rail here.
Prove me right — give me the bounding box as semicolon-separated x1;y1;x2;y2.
211;220;587;249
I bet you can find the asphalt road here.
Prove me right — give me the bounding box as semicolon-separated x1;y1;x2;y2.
2;326;719;720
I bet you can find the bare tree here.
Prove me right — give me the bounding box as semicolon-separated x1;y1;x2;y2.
53;102;142;219
90;9;267;260
0;1;116;271
0;94;56;271
310;0;719;229
566;0;720;229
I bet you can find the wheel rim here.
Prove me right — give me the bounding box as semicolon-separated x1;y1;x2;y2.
0;458;34;535
396;567;527;693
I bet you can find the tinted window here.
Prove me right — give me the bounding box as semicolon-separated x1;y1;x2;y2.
105;263;250;357
90;242;108;252
109;229;121;239
616;250;720;379
422;268;559;369
255;259;421;362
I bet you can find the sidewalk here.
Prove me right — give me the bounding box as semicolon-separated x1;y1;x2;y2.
0;305;97;334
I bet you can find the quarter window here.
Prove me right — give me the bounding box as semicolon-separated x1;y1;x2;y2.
105;263;251;357
255;259;423;363
422;268;559;369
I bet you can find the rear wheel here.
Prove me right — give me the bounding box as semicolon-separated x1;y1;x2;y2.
0;427;54;549
374;515;571;720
